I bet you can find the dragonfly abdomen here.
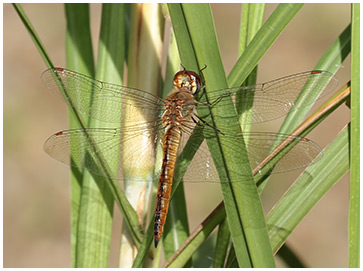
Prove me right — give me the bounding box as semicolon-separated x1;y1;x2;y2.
154;126;182;248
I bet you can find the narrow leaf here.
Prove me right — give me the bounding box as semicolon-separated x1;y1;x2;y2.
64;4;96;267
12;4;54;68
71;3;127;267
349;3;359;268
228;3;303;86
267;124;350;253
277;24;351;136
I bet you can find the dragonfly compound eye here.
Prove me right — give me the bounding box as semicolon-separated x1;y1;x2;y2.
173;70;202;95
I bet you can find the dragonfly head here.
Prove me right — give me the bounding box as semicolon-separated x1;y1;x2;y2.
173;70;202;95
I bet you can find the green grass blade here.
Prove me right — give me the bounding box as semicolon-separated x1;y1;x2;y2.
167;4;199;71
163;185;191;266
213;217;231;268
237;3;265;133
168;4;251;266
96;4;126;82
131;221;156;267
177;7;252;264
65;4;143;265
13;3;89;131
276;244;305;267
213;3;266;263
162;26;181;99
277;24;351;136
164;203;226;268
170;3;275;267
65;4;95;76
238;3;266;56
267;124;350;253
64;4;96;267
228;3;303;86
225;244;238;267
12;4;54;69
349;3;359;268
70;3;127;267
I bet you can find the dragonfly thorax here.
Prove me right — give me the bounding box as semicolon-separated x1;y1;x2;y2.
162;90;195;129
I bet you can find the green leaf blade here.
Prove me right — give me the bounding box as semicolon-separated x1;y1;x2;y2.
277;24;351;136
75;3;127;268
349;3;359;268
64;3;96;267
237;3;266;138
12;3;54;68
267;124;350;253
228;3;303;87
171;3;275;267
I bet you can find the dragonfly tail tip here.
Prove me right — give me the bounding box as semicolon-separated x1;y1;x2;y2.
154;238;159;248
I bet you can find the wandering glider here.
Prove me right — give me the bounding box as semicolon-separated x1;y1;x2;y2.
42;67;337;247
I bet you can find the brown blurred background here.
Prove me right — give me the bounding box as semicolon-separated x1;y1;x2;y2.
4;3;351;268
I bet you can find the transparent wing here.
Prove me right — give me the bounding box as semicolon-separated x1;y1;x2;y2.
244;132;322;174
199;70;338;124
182;126;322;183
44;122;164;182
41;67;165;124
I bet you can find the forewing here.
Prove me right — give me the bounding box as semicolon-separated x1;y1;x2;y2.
202;70;338;124
41;68;165;124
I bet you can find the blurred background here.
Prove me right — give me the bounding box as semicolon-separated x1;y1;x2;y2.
4;3;351;268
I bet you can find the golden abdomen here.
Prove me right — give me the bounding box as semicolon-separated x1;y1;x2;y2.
153;126;182;248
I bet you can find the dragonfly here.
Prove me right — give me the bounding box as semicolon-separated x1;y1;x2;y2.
41;67;338;248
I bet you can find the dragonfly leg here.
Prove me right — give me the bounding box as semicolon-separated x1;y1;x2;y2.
191;115;224;135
